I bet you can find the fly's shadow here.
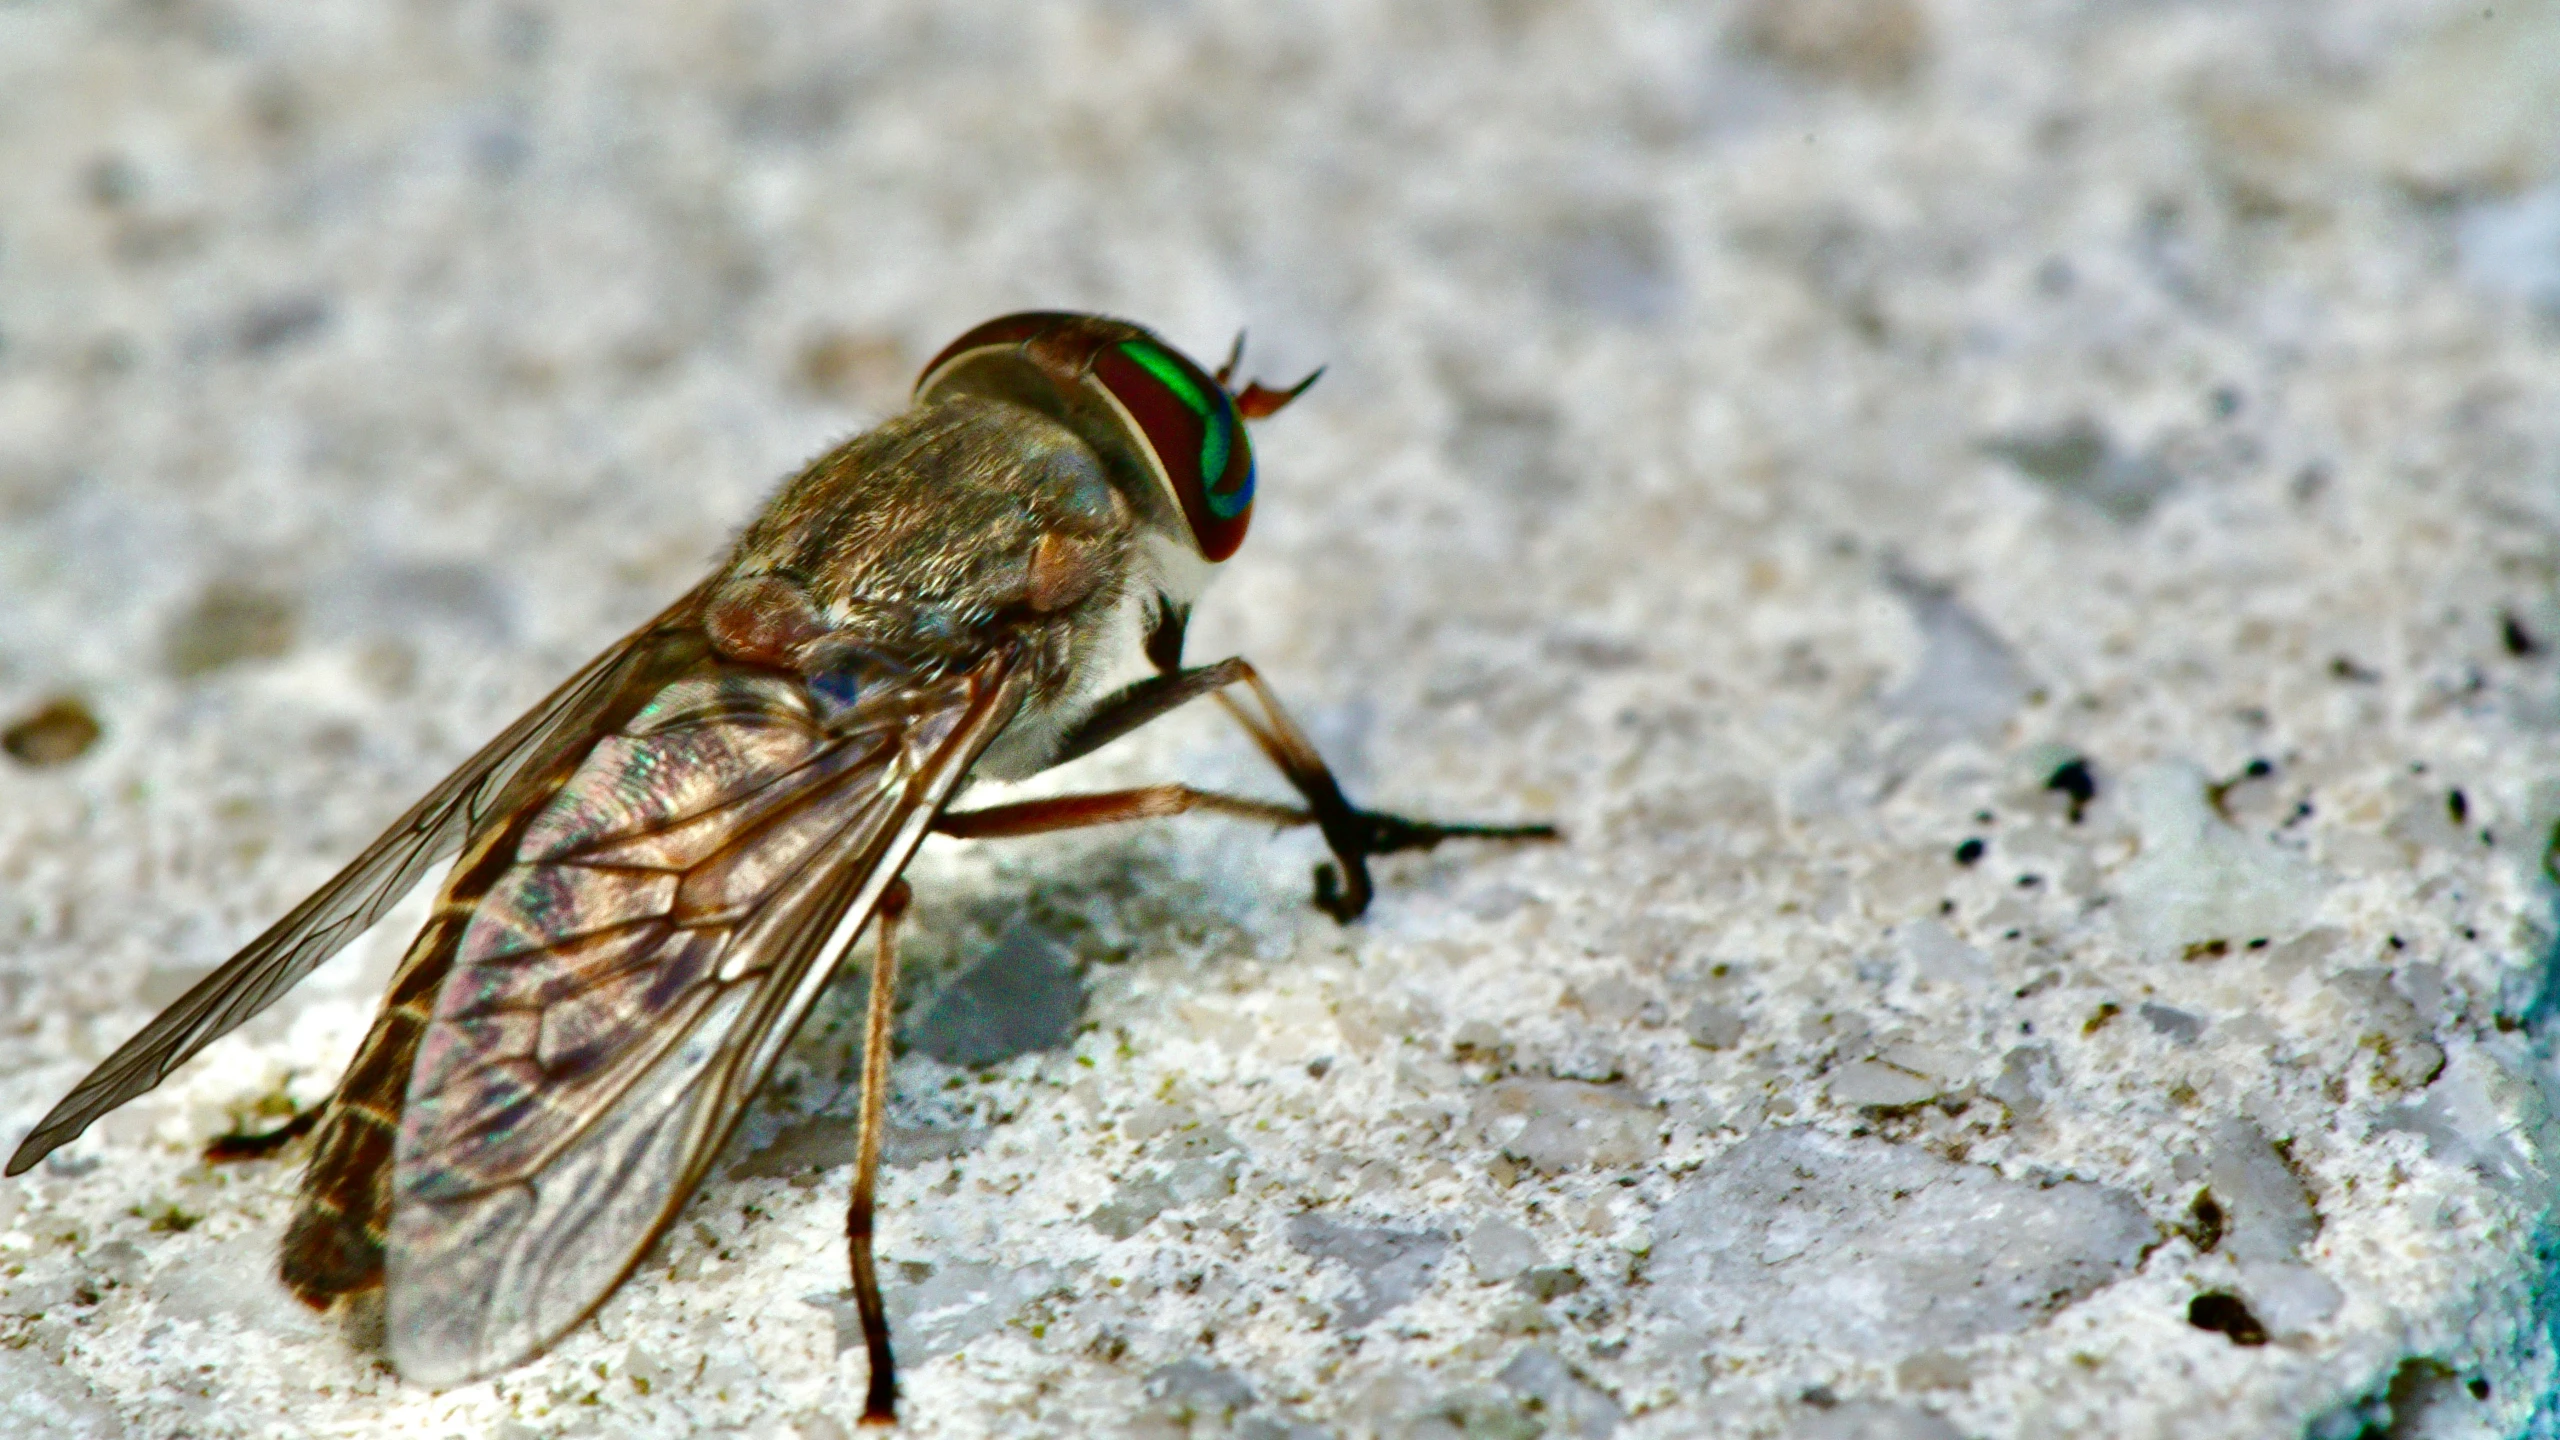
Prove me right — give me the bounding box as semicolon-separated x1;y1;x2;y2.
905;924;1085;1068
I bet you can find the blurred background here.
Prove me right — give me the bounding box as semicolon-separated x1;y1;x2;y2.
5;2;2560;1437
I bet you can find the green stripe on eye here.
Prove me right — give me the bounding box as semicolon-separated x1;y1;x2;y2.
1119;340;1246;517
1117;341;1210;415
1199;412;1232;502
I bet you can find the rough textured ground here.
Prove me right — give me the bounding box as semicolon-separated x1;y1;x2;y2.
6;1;2560;1436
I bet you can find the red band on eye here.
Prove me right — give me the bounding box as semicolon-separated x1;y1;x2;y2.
1090;343;1251;562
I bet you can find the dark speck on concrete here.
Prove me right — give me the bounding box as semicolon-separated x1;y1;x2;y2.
3;697;102;767
163;581;298;678
2503;612;2539;657
2189;1292;2267;1346
235;293;331;355
2045;757;2096;822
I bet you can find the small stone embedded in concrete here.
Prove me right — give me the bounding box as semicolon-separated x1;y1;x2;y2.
81;1240;145;1290
1883;569;2031;739
1789;1401;1967;1440
1236;1417;1336;1440
2115;761;2322;962
1517;1266;1587;1302
2356;0;2560;197
1466;1218;1549;1284
2377;1044;2554;1193
1898;919;1990;990
2237;1259;2344;1338
1121;1101;1195;1141
908;924;1085;1068
1164;1154;1239;1206
1567;976;1651;1025
2139;1003;2206;1044
1144;1359;1257;1422
820;1259;1060;1362
1893;1351;1971;1391
2207;1119;2317;1264
1683;1001;1747;1049
1872;1041;1970;1081
1451;1016;1508;1053
1826;1059;1939;1107
1648;1128;2154;1356
1472;1079;1661;1172
1496;1346;1622;1439
1088;1176;1176;1239
1285;1215;1452;1329
2330;969;2447;1089
1401;1384;1547;1440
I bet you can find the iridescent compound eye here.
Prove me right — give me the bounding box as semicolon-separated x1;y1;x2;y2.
913;313;1259;563
1086;336;1252;562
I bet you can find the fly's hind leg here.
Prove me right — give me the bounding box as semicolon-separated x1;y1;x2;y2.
848;877;911;1428
202;1103;326;1162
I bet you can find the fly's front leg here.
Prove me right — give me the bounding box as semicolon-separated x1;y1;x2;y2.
1207;662;1556;921
1033;620;1557;921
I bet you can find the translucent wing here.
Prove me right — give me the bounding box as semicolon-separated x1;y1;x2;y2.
379;646;1023;1384
3;586;714;1177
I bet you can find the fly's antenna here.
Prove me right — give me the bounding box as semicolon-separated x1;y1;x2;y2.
1214;329;1322;419
1235;367;1322;420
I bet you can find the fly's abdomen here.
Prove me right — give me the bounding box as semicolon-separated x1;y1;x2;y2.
280;920;459;1306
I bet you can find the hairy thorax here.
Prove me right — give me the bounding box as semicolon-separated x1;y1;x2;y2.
704;395;1144;770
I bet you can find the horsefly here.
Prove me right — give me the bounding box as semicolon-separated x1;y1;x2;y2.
7;312;1554;1424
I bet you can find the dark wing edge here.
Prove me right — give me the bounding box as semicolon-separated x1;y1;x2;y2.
383;652;1026;1385
3;584;711;1176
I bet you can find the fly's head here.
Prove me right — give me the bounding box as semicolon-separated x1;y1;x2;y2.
709;314;1314;714
912;312;1318;630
